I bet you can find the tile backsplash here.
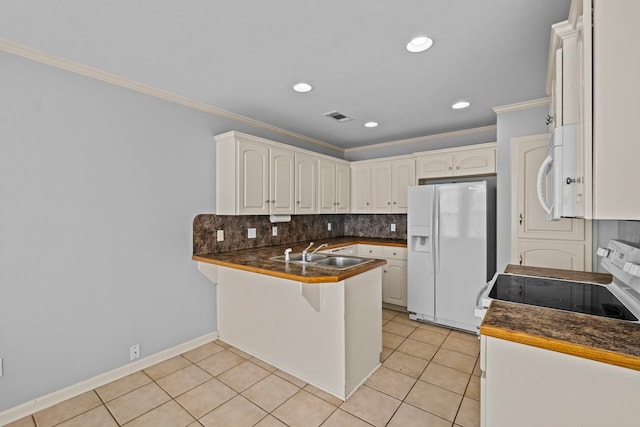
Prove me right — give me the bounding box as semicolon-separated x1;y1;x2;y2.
193;214;407;255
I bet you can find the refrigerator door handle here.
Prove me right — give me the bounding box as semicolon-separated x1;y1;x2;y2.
434;186;440;274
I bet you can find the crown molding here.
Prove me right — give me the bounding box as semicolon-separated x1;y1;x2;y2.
492;98;550;114
0;38;344;155
344;125;497;154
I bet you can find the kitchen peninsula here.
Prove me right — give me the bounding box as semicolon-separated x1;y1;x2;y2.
193;238;403;400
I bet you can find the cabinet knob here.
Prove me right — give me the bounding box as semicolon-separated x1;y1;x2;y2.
519;254;523;265
387;202;391;205
393;201;397;204
393;252;397;256
448;166;453;171
545;114;555;125
456;166;460;170
383;270;387;273
297;201;300;204
265;200;270;203
366;202;370;205
519;213;523;225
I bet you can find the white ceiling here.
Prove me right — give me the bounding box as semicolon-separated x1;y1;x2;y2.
0;0;571;149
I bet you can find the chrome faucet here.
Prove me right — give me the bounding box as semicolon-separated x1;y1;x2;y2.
301;242;329;262
301;242;315;262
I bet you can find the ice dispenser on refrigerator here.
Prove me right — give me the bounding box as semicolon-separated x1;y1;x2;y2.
411;226;431;253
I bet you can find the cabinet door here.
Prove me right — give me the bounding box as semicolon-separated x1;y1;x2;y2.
317;159;336;213
513;134;585;241
454;147;496;176
351;164;371;213
416;153;454;179
515;240;585;271
391;159;415;213
382;259;407;307
335;162;351;213
270;147;295;215
592;0;640;219
371;162;392;213
238;139;269;214
295;153;317;214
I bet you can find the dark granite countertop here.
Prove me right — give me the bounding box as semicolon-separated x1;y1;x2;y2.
193;237;406;283
481;265;640;371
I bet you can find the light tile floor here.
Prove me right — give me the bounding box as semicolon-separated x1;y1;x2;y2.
8;309;480;427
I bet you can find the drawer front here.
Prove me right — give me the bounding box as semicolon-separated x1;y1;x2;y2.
358;244;383;258
382;246;407;260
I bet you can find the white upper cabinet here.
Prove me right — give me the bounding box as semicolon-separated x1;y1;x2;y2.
335;162;351;213
269;146;295;215
238;138;270;215
415;144;496;180
350;157;415;214
351;164;372;213
371;162;392;213
416;152;455;179
391;159;416;213
216;131;332;215
318;158;351;214
294;152;317;214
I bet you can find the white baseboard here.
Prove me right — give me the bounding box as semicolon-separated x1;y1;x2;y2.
0;331;218;426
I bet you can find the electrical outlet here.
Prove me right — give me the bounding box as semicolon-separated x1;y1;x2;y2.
391;223;396;232
130;344;140;361
216;230;224;242
248;228;257;239
327;223;332;231
272;226;278;236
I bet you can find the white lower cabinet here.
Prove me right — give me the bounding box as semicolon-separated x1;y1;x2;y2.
382;259;407;307
358;245;407;307
481;336;640;427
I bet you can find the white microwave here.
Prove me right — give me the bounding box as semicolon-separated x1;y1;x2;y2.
536;124;577;221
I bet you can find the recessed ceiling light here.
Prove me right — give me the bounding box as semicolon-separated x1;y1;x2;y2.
452;101;471;109
293;82;313;93
406;36;433;53
364;122;379;128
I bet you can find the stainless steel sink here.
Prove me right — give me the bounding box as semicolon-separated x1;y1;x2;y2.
314;256;366;268
271;253;374;270
287;253;328;262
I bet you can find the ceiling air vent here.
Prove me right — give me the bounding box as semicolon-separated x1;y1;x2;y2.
323;111;353;122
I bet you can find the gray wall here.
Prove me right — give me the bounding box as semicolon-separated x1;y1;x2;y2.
344;128;496;161
495;105;549;271
0;52;325;411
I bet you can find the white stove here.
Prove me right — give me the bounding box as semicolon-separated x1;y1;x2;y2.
476;240;640;324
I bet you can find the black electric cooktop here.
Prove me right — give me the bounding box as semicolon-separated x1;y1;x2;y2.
489;274;638;321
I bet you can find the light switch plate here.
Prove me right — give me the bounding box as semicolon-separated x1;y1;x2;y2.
272;226;278;236
328;223;332;231
217;230;224;241
391;223;396;232
248;228;257;239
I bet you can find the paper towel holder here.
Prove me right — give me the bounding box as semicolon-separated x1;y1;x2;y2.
270;214;292;223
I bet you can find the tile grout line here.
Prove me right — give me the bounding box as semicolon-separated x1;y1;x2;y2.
383;311;480;426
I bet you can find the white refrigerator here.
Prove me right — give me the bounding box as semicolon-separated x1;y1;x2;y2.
407;180;495;333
